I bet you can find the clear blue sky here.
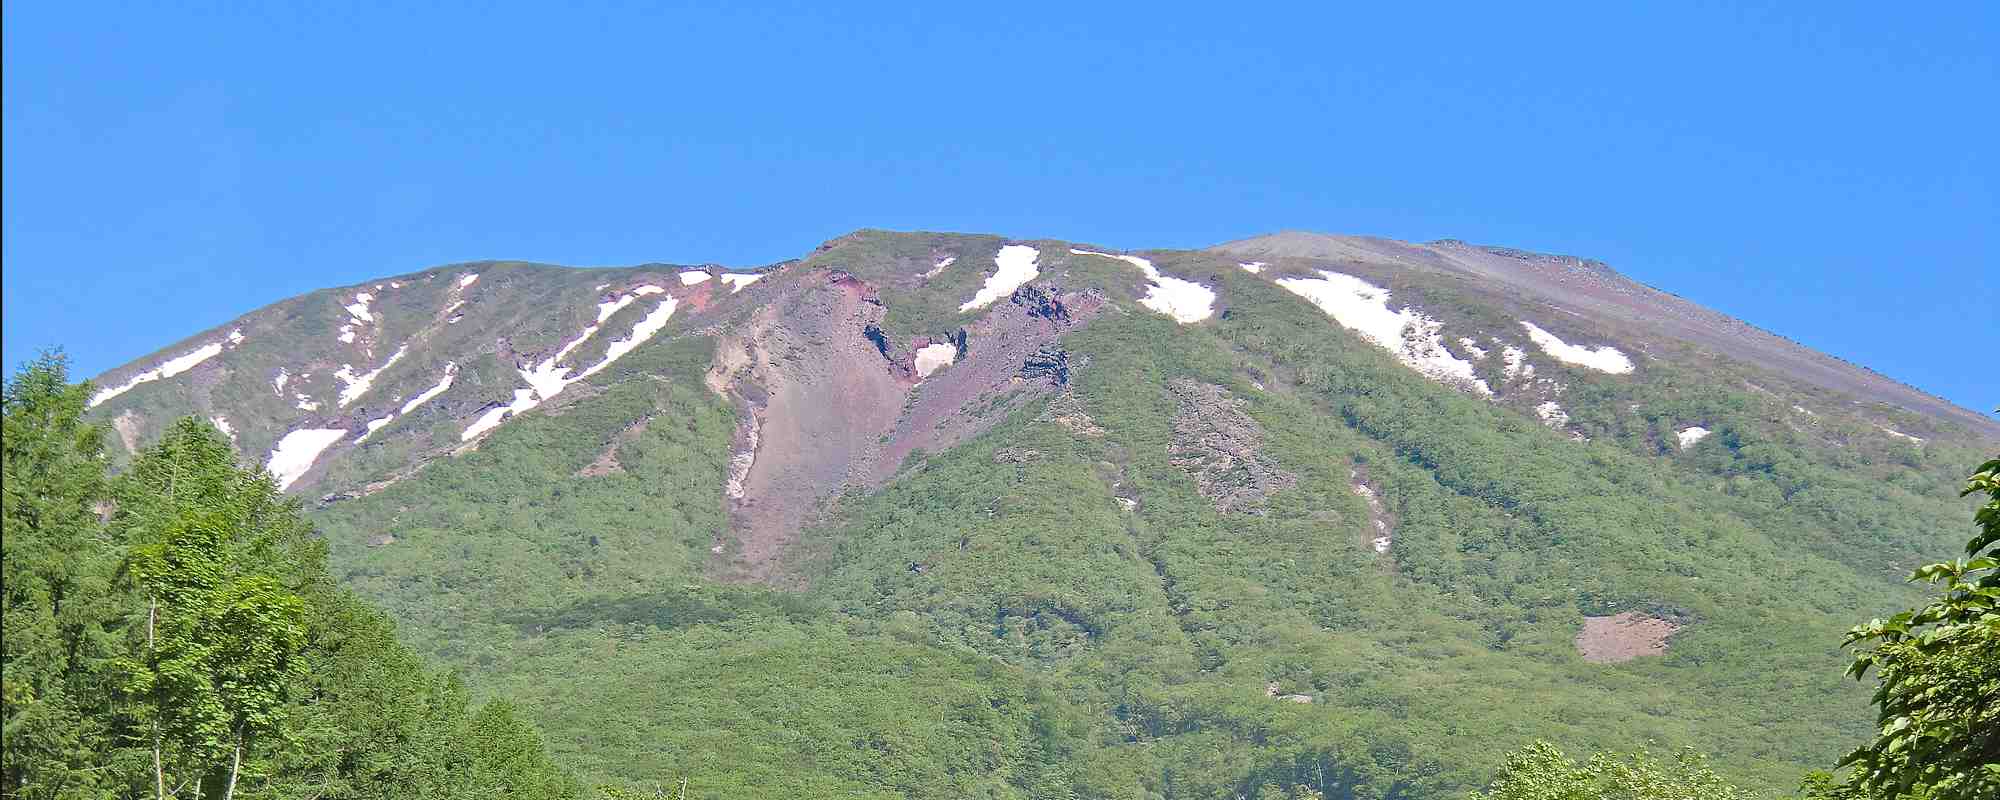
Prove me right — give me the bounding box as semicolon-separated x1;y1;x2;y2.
5;2;1995;414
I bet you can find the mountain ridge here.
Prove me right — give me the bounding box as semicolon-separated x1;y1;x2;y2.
1212;230;1996;436
91;229;1996;449
66;226;1996;795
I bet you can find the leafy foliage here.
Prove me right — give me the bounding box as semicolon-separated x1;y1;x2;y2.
1466;740;1750;800
1;354;578;799
1838;457;2000;800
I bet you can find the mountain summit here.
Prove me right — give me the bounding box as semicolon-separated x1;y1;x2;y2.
80;229;1995;794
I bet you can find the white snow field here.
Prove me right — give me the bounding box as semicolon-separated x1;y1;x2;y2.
1519;321;1634;374
1275;270;1491;395
914;343;957;377
267;428;349;490
461;289;679;441
1677;426;1712;449
1070;249;1215;323
401;364;458;414
335;345;409;407
959;245;1040;311
89;339;228;408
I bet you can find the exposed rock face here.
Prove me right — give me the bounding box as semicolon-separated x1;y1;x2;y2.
1165;379;1297;515
1010;284;1071;324
706;270;913;584
866;288;1105;484
1038;391;1105;438
705;269;1107;584
1020;346;1071;386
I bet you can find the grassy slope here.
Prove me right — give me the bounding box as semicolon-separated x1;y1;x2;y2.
302;235;1989;798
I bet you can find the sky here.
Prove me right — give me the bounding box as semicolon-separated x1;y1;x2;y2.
4;2;1995;414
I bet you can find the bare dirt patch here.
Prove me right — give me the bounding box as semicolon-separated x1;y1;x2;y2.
867;285;1105;483
1166;379;1296;515
704;273;1106;585
1575;611;1682;663
113;410;144;454
706;270;912;585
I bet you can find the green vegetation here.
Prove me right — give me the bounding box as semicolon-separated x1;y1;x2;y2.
300;270;1990;796
1836;457;1999;800
1466;741;1750;800
32;232;1999;798
3;353;576;799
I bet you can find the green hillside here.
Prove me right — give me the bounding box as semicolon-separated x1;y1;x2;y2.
269;232;1994;797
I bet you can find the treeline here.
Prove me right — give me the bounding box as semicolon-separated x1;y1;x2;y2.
2;354;577;799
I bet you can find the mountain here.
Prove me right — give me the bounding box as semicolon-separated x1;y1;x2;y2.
81;229;1996;797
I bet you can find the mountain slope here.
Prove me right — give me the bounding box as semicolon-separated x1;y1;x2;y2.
1213;231;1999;437
81;229;1995;797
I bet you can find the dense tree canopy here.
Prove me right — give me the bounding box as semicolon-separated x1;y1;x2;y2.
1466;741;1750;800
1;353;577;799
1838;457;2000;800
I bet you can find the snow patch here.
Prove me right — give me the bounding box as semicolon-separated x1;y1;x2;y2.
720;273;762;293
679;270;712;285
460;290;679;442
914;343;957;377
1238;261;1266;274
88;340;227;408
577;297;677;380
923;256;957;278
1677;426;1711;449
227;328;245;345
1457;337;1489;360
461;389;539;441
459;273;480;288
959;245;1041;311
1500;344;1534;380
1535;401;1570;428
1519;321;1634;374
345;292;375;323
1275;270;1492;395
266;429;348;490
355;415;394;443
400;364;457;414
1352;469;1393;553
210;416;236;442
335;345;409;407
1877;426;1925;444
1070;249;1216;324
272;369;290;396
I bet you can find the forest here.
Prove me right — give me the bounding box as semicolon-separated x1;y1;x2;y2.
4;354;577;799
5;263;1995;798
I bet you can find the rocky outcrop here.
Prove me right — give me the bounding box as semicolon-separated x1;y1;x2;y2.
1020;346;1071;386
705;269;913;585
1165;380;1296;515
1010;284;1071;323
